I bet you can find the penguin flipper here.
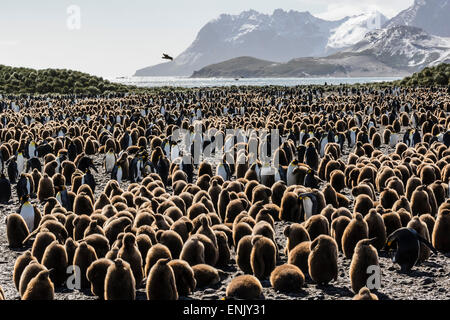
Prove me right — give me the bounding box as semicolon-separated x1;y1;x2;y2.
417;235;438;255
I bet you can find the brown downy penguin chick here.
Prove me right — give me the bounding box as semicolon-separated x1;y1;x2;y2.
283;223;310;254
73;192;94;216
303;215;329;241
105;258;136;300
72;215;91;241
94;193;111;211
353;194;374;216
191;264;221;288
136;234;152;262
392;196;411;213
105;247;119;261
308;235;338;285
118;233;144;287
330;170;346;193
168;259;196;296
19;261;47;298
41;241;68;286
331;216;351;252
250;235;277;280
38;174;55;202
349;238;379;293
195;233;219;266
236;235;253;274
214;230;231;267
251;221;277;249
170;217;194;243
146;258;178;300
22;270;54;300
380;188;399;209
86;258;114;299
6;213;29;248
342;213;369;259
288;241;311;276
197;216;218;248
270;264;305;293
225;198;246;224
364;209;387;251
323;184;339;208
180;236;205;267
32;230;57;262
419;214;435;237
382;211;402;237
145;243;172;275
432;210;450;253
233;221;253;248
226;275;262;300
353;287;379;300
83;220;105;238
218;189;231;221
271;181;286;206
73;242;98;289
157;230;183;259
13;250;36;291
279;192;302;222
104;216;133;244
410;187;432;216
65;237;78;265
407;217;432;262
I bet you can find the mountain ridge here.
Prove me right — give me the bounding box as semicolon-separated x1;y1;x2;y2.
135;9;386;77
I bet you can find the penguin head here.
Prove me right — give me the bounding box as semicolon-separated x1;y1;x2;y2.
20;194;31;204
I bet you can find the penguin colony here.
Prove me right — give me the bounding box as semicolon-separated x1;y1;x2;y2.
0;85;449;301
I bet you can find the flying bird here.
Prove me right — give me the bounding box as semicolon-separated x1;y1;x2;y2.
162;53;173;61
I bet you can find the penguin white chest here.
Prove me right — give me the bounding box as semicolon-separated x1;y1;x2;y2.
26;179;31;194
320;138;328;157
287;164;297;186
216;165;227;181
137;160;142;179
171;145;180;162
164;143;171;158
20;204;35;232
303;198;313;220
105;154;115;173
17;155;24;173
389;134;398;147
117;167;122;183
28;145;35;158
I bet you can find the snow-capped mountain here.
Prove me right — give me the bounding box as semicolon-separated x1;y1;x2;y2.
348;25;450;70
192;25;450;78
135;9;386;77
326;11;388;52
384;0;450;37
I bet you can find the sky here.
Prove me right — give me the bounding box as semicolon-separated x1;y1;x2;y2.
0;0;414;78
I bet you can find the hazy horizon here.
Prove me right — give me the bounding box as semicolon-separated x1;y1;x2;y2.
0;0;413;78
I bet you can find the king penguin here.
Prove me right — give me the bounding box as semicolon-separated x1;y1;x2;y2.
385;227;437;273
17;194;38;233
298;193;318;221
111;163;123;184
104;148;116;174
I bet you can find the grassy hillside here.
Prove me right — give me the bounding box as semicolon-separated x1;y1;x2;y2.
0;65;142;95
397;63;450;86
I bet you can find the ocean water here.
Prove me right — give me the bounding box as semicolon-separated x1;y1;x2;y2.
111;76;402;88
